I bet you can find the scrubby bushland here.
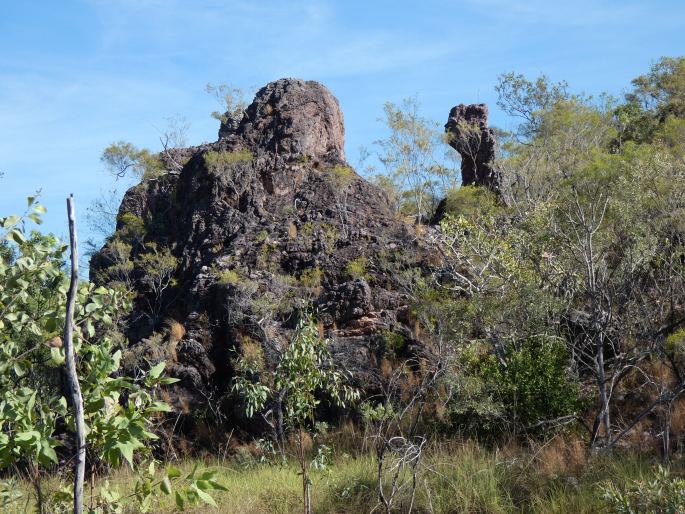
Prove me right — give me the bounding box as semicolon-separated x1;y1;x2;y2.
429;57;685;454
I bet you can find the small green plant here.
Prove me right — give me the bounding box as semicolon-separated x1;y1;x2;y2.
203;149;253;173
327;165;356;189
345;256;368;280
665;328;685;368
217;269;242;285
256;242;279;271
296;153;311;165
255;229;270;244
320;223;340;251
602;466;685;513
381;330;406;358
233;312;359;514
300;267;324;288
137;243;178;323
300;222;315;238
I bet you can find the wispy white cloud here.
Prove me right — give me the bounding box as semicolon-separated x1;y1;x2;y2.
80;0;454;79
274;33;453;78
462;0;676;28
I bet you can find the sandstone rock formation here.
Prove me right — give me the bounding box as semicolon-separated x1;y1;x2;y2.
91;78;432;425
445;103;500;192
238;78;346;163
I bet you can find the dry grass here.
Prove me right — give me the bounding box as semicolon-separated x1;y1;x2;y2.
4;435;661;514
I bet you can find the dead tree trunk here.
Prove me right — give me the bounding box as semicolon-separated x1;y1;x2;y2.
64;195;86;514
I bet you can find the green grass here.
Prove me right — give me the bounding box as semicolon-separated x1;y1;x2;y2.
2;439;662;514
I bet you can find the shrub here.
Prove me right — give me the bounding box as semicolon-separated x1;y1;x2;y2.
345;256;368;280
300;267;324;288
602;466;685;513
203;149;253;173
443;185;500;219
327;165;356;188
454;335;583;434
116;212;146;243
217;269;241;285
381;330;407;358
320;223;340;252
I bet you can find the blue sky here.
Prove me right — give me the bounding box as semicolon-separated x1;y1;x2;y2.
1;0;684;246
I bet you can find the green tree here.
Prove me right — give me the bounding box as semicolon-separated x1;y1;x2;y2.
615;56;685;147
374;97;458;221
101;141;164;181
205;82;250;124
433;63;685;449
233;313;358;514
0;199;221;513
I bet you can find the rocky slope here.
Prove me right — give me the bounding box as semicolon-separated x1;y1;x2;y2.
91;79;438;421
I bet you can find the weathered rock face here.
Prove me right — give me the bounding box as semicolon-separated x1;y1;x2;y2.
236;78;345;164
445;103;500;192
91;78;431;424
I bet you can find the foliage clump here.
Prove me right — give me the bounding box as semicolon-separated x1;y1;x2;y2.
0;199;224;512
203;149;253;172
345;256;368;280
101;141;165;180
453;336;583;434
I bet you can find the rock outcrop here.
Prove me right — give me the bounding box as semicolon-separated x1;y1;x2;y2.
91;78;432;424
445;103;500;192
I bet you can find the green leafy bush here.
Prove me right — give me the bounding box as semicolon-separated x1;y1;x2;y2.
300;267;323;288
345;256;368;280
602;466;685;514
203;149;253;172
326;165;355;188
0;199;222;512
217;269;242;285
453;336;582;434
443;185;500;219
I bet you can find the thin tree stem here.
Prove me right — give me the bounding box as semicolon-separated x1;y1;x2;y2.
64;195;86;514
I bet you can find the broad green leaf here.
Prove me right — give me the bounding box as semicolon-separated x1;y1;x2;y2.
192;485;218;507
1;215;19;229
9;229;25;244
50;347;65;365
208;480;228;491
174;491;184;509
38;442;58;465
148;361;166;380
